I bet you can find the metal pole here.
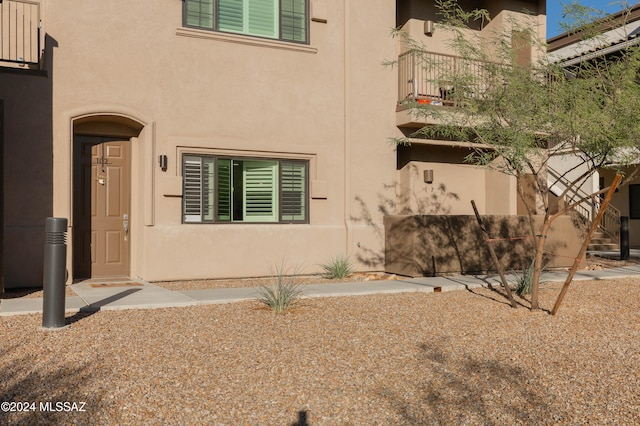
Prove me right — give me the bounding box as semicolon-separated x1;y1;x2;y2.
42;217;68;329
620;216;630;261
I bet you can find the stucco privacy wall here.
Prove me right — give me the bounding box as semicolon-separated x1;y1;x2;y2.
385;214;586;277
396;145;518;216
40;0;399;282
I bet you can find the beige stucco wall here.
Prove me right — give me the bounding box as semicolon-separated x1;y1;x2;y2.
1;0;403;285
396;144;517;216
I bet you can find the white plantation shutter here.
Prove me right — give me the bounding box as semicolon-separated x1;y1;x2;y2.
219;0;278;39
183;156;203;222
243;160;278;222
183;156;215;222
219;0;244;33
248;0;277;38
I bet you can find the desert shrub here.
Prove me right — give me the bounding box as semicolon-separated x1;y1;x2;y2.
256;264;303;313
320;254;353;280
513;258;546;297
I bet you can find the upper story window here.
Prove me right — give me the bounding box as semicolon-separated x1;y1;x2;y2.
184;0;308;44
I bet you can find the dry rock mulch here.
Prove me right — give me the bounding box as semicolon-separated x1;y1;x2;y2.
1;277;639;425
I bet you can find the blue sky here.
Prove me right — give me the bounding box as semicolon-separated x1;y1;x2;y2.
547;1;630;39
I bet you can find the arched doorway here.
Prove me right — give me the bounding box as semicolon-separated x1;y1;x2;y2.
72;115;143;279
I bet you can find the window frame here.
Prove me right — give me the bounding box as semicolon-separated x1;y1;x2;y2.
182;0;310;45
182;154;309;224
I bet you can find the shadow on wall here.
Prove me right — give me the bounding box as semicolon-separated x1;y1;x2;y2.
385;214;549;277
0;34;57;288
351;175;462;270
352;176;583;277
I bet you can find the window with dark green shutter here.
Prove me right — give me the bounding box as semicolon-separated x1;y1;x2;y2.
182;155;308;223
183;0;308;44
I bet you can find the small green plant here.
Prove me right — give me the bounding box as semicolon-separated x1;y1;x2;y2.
256;263;303;313
512;258;546;297
320;254;353;280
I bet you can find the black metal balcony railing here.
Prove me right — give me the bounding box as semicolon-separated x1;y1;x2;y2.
397;49;490;108
0;0;41;66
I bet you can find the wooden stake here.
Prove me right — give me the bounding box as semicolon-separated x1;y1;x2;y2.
471;200;518;308
551;174;622;316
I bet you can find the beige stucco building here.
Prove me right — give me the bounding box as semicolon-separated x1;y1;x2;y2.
0;0;546;288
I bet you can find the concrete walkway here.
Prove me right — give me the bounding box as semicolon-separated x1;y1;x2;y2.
2;265;640;317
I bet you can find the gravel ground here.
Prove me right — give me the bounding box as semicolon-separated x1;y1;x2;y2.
1;277;640;425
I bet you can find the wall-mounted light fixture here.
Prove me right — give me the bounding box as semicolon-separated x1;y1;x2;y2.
159;155;168;172
424;20;434;37
424;169;434;184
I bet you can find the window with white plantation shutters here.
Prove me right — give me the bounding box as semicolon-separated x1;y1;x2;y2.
243;160;278;222
280;161;306;222
182;155;307;223
184;0;308;43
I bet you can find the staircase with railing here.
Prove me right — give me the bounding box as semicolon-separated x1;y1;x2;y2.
547;166;620;249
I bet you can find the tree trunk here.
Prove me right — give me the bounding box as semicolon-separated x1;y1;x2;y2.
530;216;551;310
551;174;622;315
471;200;518;308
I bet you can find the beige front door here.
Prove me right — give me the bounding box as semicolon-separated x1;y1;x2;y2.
73;136;131;278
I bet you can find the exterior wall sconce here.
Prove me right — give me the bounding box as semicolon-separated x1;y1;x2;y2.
159;155;168;172
424;169;434;184
424;20;434;37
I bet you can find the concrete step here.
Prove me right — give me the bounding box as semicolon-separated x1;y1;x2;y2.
588;243;619;251
591;237;613;245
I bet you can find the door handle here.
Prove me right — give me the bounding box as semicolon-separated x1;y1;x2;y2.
123;214;129;241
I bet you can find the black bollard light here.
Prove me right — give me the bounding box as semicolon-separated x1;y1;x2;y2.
620;216;630;261
42;217;68;329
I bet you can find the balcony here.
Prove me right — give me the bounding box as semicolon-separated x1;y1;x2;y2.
0;0;42;69
396;49;490;128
